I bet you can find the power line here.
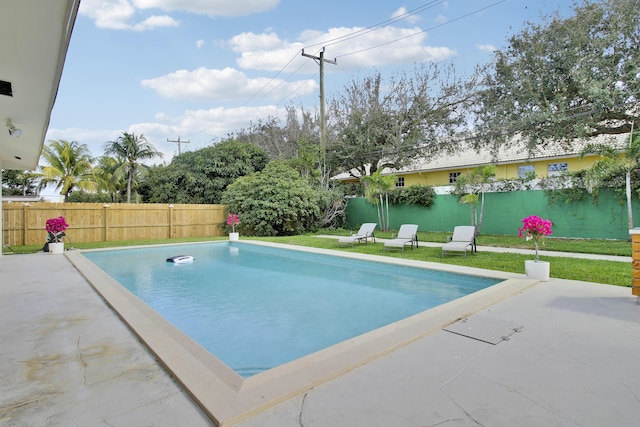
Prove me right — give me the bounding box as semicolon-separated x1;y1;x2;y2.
244;1;450;107
241;50;302;107
304;0;445;51
250;0;508;107
335;0;507;59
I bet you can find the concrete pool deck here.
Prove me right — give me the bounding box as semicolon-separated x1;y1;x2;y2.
1;244;639;426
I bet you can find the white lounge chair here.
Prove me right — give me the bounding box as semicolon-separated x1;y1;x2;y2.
442;226;476;258
383;224;419;252
338;223;377;247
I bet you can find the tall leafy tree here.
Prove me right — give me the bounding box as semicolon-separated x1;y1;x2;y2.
140;140;268;204
328;64;478;178
284;137;348;228
474;0;640;152
235;104;321;162
39;140;95;201
580;131;640;237
105;132;162;203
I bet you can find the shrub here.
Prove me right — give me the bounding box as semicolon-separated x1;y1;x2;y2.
221;161;322;236
388;184;436;207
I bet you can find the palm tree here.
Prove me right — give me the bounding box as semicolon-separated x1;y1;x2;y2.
361;170;396;231
460;193;479;227
94;155;127;202
105;132;163;203
39;140;96;201
581;130;640;239
454;165;496;235
474;165;495;235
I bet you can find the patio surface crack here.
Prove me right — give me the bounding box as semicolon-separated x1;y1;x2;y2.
439;347;488;426
297;392;309;427
76;336;88;385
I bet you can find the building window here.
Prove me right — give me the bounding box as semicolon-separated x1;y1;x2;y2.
395;177;405;187
449;172;461;184
548;162;568;176
518;165;535;178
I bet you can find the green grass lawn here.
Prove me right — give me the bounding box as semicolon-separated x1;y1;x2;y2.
320;229;633;257
253;233;632;288
3;231;632;288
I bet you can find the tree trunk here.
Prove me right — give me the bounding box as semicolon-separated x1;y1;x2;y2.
127;170;133;203
378;193;386;231
375;199;383;231
626;171;633;241
477;190;486;236
385;193;390;232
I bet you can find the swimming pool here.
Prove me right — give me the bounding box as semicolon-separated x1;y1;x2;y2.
69;240;534;425
84;242;500;377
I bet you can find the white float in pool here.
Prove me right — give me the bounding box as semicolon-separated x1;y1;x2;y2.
166;255;195;264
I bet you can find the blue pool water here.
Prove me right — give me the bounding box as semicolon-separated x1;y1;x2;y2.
84;242;500;377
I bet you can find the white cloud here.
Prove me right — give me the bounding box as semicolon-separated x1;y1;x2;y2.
133;0;281;17
140;67;318;101
80;0;279;30
128;105;288;158
435;14;447;24
391;7;420;25
196;39;205;49
327;25;454;66
229;32;306;72
46;104;287;161
79;0;178;31
229;31;290;52
231;26;456;73
131;15;179;31
45;127;121;159
476;43;496;52
180;105;285;134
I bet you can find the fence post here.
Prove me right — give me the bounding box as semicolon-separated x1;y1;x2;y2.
630;228;640;302
169;204;174;238
22;203;30;246
103;204;110;241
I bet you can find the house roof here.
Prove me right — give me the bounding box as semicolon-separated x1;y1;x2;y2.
0;0;80;171
333;133;629;180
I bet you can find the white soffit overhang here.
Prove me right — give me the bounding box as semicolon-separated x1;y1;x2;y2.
0;0;80;171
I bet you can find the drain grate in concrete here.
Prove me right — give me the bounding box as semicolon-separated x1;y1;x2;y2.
443;316;523;345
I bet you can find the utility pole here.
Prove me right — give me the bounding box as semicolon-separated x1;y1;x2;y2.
302;47;336;181
167;136;190;155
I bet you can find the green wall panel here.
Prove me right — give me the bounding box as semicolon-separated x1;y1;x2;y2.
345;190;638;240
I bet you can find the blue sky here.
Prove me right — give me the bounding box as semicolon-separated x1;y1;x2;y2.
46;0;576;162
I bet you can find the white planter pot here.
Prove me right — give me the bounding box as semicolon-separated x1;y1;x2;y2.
525;260;550;281
49;242;64;254
229;232;239;241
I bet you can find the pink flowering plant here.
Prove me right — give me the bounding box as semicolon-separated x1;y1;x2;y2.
518;215;553;261
226;213;240;233
45;216;69;242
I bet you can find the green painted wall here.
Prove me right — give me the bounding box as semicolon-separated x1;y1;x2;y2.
345;189;638;240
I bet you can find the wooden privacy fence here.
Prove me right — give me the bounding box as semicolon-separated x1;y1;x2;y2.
2;202;225;246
